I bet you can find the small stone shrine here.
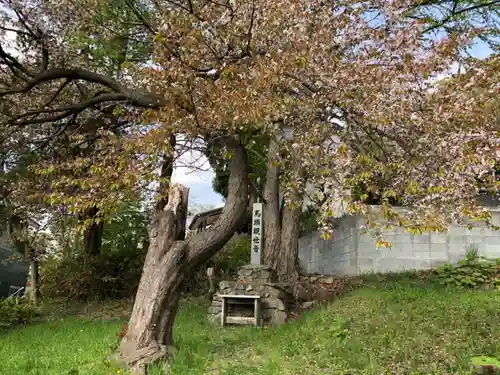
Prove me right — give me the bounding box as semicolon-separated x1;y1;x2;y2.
207;264;293;326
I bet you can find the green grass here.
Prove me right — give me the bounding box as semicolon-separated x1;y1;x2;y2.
0;280;498;375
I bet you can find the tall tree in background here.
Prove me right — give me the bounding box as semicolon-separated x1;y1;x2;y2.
1;0;499;372
205;132;268;201
204;130;268;233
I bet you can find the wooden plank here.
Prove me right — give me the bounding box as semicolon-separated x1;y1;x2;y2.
221;297;227;327
226;316;257;325
254;298;261;327
218;294;260;299
225;299;255;305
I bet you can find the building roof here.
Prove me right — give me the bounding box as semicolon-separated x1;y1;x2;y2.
188;207;224;231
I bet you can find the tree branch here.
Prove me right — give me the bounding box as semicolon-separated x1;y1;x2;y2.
1;68;121;95
9;93;128;126
422;0;500;33
43;79;72;107
0;45;33;79
1;68;165;116
187;136;249;265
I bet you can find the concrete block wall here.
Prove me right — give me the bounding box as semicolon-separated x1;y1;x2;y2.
298;209;500;276
298;215;358;276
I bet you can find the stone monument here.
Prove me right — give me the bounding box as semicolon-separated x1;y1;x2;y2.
207;264;294;326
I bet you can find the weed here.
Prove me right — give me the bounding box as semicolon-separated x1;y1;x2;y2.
0;296;40;326
434;248;500;290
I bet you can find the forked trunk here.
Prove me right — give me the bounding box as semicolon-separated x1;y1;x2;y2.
116;138;249;374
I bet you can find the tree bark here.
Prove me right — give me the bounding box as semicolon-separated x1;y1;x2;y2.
117;137;248;374
155;135;176;212
29;256;40;303
118;185;189;374
263;139;303;281
263;137;282;269
277;168;303;280
80;206;104;258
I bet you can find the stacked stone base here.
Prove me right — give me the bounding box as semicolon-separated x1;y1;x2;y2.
207;264;293;326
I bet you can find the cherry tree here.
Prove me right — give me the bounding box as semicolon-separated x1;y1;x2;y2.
1;0;499;372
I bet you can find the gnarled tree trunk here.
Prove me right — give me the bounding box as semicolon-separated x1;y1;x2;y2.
263;137;304;281
117;137;249;374
118;185;189;374
278;167;303;281
263;137;282;269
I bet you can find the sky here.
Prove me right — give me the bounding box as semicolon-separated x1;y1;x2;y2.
171;149;224;208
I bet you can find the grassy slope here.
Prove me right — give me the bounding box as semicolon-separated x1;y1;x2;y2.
0;279;498;375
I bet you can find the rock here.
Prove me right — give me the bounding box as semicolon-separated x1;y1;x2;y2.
259;270;271;280
219;281;234;290
301;301;316;309
272;310;287;325
309;276;319;282
245;284;253;292
266;285;285;299
262;298;285;311
207;313;221;324
237;269;252;278
208;306;221;314
293;282;313;302
315;287;331;302
318;276;335;284
262;309;275;319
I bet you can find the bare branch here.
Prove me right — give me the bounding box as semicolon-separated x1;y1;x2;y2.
43;79;72;107
0;25;31;37
123;0;158;35
0;68;165;113
422;0;500;33
0;45;33;78
9;92;129;126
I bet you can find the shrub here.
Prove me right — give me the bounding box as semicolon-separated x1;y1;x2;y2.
183;235;250;295
434;247;500;290
0;296;39;326
40;200;149;300
40;247;146;300
211;235;251;276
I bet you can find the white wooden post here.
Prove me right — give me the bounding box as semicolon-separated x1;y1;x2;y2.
250;203;263;265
